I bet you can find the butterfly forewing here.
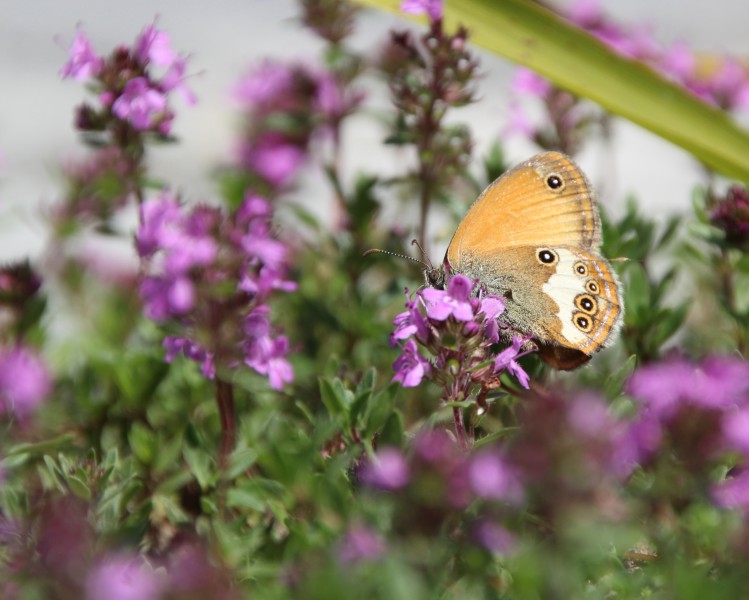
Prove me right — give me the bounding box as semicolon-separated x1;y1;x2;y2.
446;152;601;269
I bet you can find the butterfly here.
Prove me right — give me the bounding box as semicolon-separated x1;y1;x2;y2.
426;151;624;370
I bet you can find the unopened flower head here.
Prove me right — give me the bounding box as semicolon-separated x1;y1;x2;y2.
709;185;749;248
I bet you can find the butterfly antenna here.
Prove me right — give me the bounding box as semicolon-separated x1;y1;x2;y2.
410;238;434;270
363;248;429;269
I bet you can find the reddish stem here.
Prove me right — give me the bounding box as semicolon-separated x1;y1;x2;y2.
216;378;236;468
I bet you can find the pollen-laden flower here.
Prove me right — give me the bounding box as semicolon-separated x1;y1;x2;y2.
390;275;532;394
137;191;295;390
61;23;195;137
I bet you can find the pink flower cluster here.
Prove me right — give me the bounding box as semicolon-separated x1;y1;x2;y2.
232;59;363;190
390;274;531;390
361;430;520;554
61;24;196;135
625;355;749;513
136;192;295;389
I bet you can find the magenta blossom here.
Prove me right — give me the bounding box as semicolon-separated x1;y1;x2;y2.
493;336;532;389
337;525;387;565
134;23;178;67
240;135;307;188
361;448;410;491
392;339;431;388
86;554;163;600
0;345;52;417
400;0;443;21
60;31;103;80
112;78;168;131
421;274;474;321
138;192;295;389
468;452;523;503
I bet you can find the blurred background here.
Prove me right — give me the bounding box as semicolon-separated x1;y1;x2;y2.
2;0;749;261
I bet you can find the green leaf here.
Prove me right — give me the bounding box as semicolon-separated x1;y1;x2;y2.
225;448;259;480
183;446;216;491
68;476;92;501
603;354;637;399
354;0;749;182
652;302;690;348
364;382;400;437
226;486;266;512
378;410;404;447
128;423;157;465
624;263;651;325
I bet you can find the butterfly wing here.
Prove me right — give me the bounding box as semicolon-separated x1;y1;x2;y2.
446;152;601;269
442;152;623;368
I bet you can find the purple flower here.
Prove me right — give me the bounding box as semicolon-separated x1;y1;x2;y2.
232;60;295;107
723;408;749;456
164;336;215;378
85;554;162;600
493;336;531;389
660;41;695;80
112;77;167;130
361;448;410;490
712;470;749;511
512;68;551;97
392;340;431;387
244;334;294;390
400;0;443;21
390;295;430;346
0;346;52;417
479;295;505;343
60;31;103;80
337;525;387;565
471;521;516;555
134;24;178;67
626;356;749;419
160;57;197;106
421;274;474;322
241;135;307;187
468;452;523;503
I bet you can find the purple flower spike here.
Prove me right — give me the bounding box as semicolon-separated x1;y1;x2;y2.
361;448;410;491
60;32;103;80
421;274;475;322
112;78;167;130
392;340;431;387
